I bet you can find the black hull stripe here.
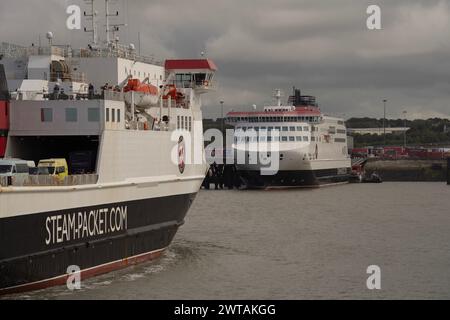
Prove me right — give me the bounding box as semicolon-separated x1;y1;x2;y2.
0;193;197;291
238;168;351;188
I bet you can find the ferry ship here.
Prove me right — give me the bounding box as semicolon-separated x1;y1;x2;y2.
226;88;351;188
0;1;216;294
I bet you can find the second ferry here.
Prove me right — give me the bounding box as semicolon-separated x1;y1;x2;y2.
226;88;351;188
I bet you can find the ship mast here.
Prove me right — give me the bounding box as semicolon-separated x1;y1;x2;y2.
84;0;98;45
274;89;282;107
105;0;124;45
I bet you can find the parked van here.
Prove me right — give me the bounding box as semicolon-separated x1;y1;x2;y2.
0;158;30;185
27;160;37;175
38;159;68;181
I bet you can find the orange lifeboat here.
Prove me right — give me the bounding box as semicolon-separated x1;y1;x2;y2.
124;79;159;108
124;79;158;95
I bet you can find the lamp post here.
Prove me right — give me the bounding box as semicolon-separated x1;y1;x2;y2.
403;110;407;149
383;99;387;146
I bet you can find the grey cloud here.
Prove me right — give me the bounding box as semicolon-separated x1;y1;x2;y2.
0;0;449;119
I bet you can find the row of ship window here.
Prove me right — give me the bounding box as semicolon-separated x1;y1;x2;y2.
40;107;100;123
235;136;311;143
124;68;163;81
228;116;321;123
236;126;310;132
234;136;347;143
236;126;346;135
105;108;121;123
177;115;192;131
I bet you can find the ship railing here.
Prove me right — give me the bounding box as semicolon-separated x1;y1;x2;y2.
169;80;217;91
161;99;190;109
0;43;68;58
11;89;124;102
70;46;163;66
126;120;156;131
0;174;99;187
0;42;163;66
50;71;86;83
103;90;124;101
40;89;124;102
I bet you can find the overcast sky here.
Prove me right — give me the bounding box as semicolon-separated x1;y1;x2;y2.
1;0;450;119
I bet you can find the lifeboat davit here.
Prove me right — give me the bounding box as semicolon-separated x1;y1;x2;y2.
163;84;186;106
124;79;159;108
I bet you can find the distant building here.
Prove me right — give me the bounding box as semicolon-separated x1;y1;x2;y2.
347;127;410;136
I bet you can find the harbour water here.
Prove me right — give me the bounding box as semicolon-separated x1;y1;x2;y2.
4;182;450;300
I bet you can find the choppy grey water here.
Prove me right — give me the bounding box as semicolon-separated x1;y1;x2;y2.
5;182;450;300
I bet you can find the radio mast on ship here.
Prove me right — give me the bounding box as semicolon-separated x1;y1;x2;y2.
84;0;99;45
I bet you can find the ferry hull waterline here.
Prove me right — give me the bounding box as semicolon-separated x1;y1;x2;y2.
238;168;351;189
0;1;217;294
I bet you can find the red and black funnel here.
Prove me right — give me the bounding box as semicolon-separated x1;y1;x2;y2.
0;64;9;158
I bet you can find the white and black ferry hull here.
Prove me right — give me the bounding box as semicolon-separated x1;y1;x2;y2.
238;168;351;189
235;147;351;188
0;176;203;295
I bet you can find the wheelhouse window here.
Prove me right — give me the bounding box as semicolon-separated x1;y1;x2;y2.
117;109;121;122
106;108;110;122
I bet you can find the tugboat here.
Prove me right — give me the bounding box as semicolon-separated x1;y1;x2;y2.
0;0;217;294
226;88;351;188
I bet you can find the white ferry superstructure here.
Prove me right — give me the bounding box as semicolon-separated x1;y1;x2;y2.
226;88;351;188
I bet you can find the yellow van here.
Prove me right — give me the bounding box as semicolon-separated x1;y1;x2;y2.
38;159;68;181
